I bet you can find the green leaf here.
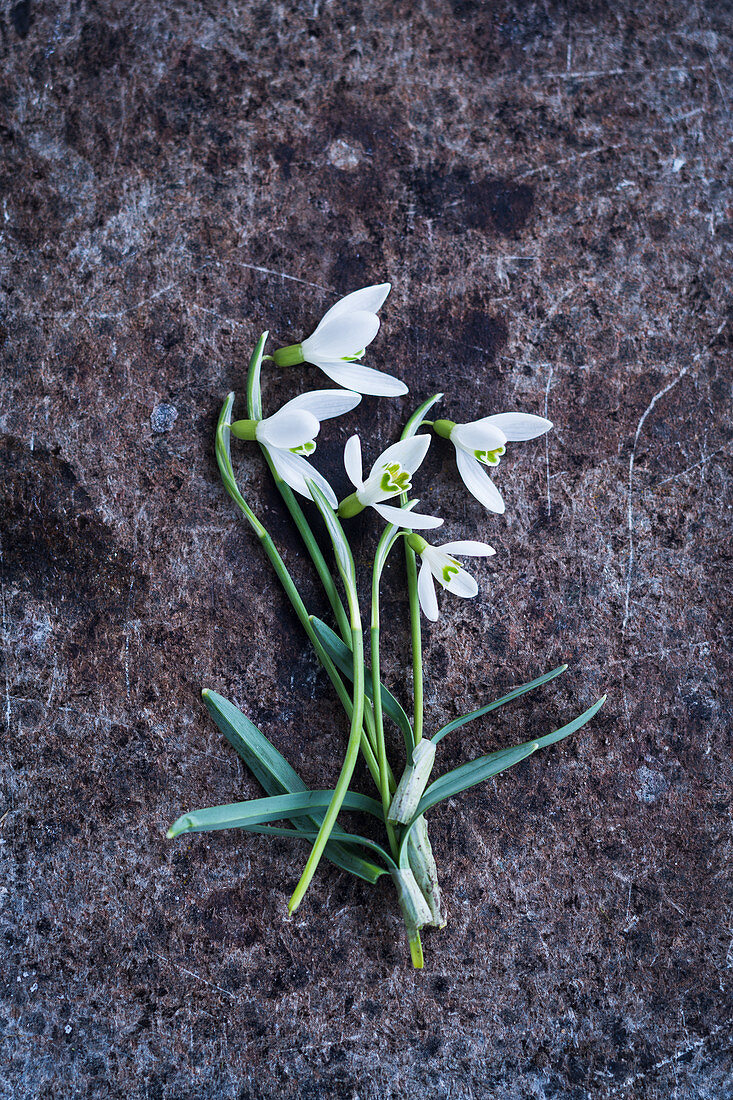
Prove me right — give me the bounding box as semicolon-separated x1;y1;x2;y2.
310;616;413;749
401;393;444;440
203;690;306;797
374;527;402;579
168;789;384;837
230;823;396;872
201;689;385;883
416;694;607;819
307;481;356;592
432;664;569;744
246;331;268;420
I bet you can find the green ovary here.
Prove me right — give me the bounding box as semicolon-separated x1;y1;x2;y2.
473;445;506;467
380;462;412;494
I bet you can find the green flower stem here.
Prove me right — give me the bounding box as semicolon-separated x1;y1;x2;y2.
288;582;366;913
263;457;384;771
250;336;380;770
248;333;351;647
404;539;424;745
215;395;382;790
264;456;352;643
371;526;403;856
398;397;445;745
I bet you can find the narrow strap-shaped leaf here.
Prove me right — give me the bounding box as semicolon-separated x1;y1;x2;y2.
416;694;607;819
374;526;402;579
203;689;307;796
233;823;396;874
168;789;384;838
201;689;381;883
246;331;267;420
432;664;569;744
402;392;444;440
418;742;540;818
307;481;356;593
310;616;413;749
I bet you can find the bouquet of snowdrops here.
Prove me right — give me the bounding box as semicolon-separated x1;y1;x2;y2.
167;284;606;968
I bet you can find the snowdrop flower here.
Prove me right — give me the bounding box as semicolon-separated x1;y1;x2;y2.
230;389;361;507
272;284;408;397
405;534;496;622
337;435;443;530
434;412;552;513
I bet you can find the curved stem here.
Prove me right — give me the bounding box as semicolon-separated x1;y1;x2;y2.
264;456;352;643
371;526;402;856
404;544;424;744
215;395;382;790
287;500;366;912
249;334;376;762
398;396;443;746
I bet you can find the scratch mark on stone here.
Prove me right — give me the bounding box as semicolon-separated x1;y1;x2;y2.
541;64;706;83
45;667;59;711
228;261;332;293
516;145;623;180
609;1023;725;1094
622;318;727;633
152;952;238;1000
654;445;730;487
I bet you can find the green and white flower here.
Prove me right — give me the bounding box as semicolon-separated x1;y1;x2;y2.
231;389;361;507
338;434;442;529
406;534;496;621
434;412;553;513
272;284;408;397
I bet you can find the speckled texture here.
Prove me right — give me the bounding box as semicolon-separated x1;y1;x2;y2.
1;2;732;1097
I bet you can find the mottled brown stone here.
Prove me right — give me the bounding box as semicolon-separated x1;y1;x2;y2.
1;2;731;1097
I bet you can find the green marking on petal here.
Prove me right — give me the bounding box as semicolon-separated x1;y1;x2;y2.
440;560;461;584
342;349;366;362
473;445;506;467
291;440;316;456
379;461;412;494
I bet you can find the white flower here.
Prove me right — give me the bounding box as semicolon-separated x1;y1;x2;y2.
338;434;443;530
435;412;552;513
231;389;361;507
406;534;496;621
273;284;408;397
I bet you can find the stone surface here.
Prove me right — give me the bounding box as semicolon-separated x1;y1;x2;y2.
1;2;731;1098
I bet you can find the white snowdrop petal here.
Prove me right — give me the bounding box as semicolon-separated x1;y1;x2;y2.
257;409;320;449
303;311;379;359
443;569;479;598
317;283;391;327
281;389;361;421
343;435;364;488
417;560;440;621
372;434;431;478
371;503;442;529
312;359;408;396
484;412;553;441
455;449;506;513
439;540;496;557
267;448;337;507
452;419;508;452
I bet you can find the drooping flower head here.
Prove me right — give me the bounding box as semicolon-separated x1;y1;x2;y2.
231;390;361;507
406;535;496;621
338;435;443;530
434;412;552;513
272;284;408;397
